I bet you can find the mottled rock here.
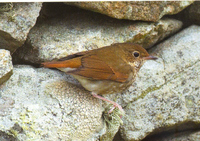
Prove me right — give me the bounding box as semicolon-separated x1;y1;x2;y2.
0;65;105;140
66;1;193;22
0;3;42;53
0;49;13;85
117;25;200;140
14;4;182;64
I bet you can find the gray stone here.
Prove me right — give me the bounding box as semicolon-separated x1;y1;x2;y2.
1;3;200;140
1;23;199;141
117;25;200;140
0;3;42;53
66;1;193;22
0;65;106;140
0;49;13;85
14;5;182;64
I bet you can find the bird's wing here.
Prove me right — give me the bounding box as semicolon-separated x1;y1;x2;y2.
68;54;129;83
42;49;130;83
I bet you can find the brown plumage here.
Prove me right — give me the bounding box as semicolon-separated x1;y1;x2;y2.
42;43;157;114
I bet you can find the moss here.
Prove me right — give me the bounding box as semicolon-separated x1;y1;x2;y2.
136;60;199;102
7;13;16;23
126;28;158;49
7;123;23;138
127;32;148;46
19;112;30;131
0;3;13;12
100;105;124;141
0;70;13;85
8;129;18;138
126;22;168;49
0;3;15;22
18;110;42;139
138;85;163;99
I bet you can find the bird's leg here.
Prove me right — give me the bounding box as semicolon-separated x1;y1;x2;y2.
92;93;124;114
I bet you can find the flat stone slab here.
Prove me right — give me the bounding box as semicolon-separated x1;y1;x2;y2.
67;1;193;22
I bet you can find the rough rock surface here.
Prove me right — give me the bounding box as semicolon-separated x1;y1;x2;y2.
0;3;42;53
1;2;200;141
116;25;200;141
0;66;105;141
14;4;182;64
66;1;194;22
0;49;13;85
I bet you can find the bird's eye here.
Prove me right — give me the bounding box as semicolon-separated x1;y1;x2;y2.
133;51;140;58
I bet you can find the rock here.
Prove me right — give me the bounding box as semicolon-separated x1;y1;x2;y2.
1;3;199;141
0;49;13;85
0;3;42;53
118;25;200;140
0;65;106;140
66;1;194;22
13;4;182;64
185;1;200;25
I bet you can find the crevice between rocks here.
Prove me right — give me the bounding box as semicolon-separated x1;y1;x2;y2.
113;121;200;141
142;121;200;141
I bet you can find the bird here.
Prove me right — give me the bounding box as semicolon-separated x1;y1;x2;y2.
41;43;157;114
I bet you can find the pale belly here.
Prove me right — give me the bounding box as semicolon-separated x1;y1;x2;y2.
72;73;135;95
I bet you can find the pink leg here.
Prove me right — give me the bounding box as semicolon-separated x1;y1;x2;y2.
92;93;124;114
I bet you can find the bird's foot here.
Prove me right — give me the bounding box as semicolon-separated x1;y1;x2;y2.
92;93;124;117
108;102;123;114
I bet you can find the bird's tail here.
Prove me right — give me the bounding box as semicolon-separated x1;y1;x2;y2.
41;57;81;68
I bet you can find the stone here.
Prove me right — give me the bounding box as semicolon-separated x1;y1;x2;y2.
13;4;182;64
0;65;106;140
117;25;200;140
0;49;13;85
185;1;200;25
0;2;42;53
1;3;200;141
66;1;194;22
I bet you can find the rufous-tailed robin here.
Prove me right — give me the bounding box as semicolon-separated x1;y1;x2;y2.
42;43;157;114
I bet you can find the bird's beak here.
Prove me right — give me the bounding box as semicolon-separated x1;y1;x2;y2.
143;55;158;60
